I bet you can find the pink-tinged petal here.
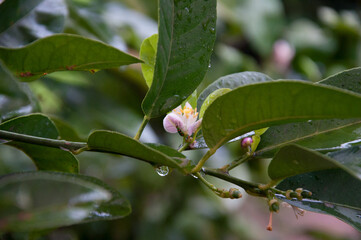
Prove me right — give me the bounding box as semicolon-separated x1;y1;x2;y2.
186;114;197;129
163;113;185;133
188;118;202;136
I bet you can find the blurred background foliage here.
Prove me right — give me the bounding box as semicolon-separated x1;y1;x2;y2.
1;0;361;239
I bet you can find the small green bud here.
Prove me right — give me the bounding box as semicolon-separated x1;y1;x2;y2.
301;190;312;198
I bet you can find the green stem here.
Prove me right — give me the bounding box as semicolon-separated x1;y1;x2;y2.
202;167;285;197
0;130;87;152
178;142;190;152
134;116;150;140
191;148;216;173
226;154;253;171
195;172;218;192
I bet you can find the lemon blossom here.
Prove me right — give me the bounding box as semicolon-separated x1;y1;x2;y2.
163;102;202;136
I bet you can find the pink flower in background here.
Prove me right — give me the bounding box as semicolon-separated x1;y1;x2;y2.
163;102;202;136
273;40;295;72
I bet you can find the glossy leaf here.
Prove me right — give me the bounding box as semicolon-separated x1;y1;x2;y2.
277;169;361;231
0;171;131;232
197;71;272;110
202;81;361;150
0;0;67;47
199;88;231;119
141;0;217;118
145;143;185;159
140;34;158;87
275;145;361;231
87;131;188;170
277;194;361;232
268;145;345;181
256;67;361;157
327;145;361;178
0;114;79;173
256;118;361;157
0;34;141;81
320;67;361;93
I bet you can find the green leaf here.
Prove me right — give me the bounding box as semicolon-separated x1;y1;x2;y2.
276;145;361;231
145;143;185;159
0;0;67;47
0;114;79;173
277;169;361;231
202;80;361;150
197;71;272;111
256;118;361;158
268;145;344;181
140;34;158;87
320;67;361;93
250;128;268;152
0;34;141;81
87;130;188;170
50;117;85;142
183;90;197;109
0;171;131;232
0;63;39;121
327;145;361;178
199;88;231;119
141;0;217;118
256;67;361;158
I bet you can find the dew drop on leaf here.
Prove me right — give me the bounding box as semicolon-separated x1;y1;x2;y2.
155;166;169;176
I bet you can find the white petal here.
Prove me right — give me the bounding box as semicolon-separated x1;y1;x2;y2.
163;113;185;133
172;105;183;117
188;118;202;136
184;102;192;108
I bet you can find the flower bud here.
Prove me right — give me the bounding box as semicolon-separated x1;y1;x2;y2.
241;137;253;148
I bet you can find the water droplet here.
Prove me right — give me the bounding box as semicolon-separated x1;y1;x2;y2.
185;7;189;13
191;174;198;179
155;166;169;176
209;27;215;34
208;62;211;68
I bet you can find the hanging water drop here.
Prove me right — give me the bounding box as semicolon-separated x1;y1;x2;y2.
208;62;211;68
155;166;169;176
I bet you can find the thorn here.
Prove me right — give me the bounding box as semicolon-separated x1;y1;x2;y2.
266;212;273;231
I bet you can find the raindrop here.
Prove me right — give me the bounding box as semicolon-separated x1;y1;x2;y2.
185;7;189;13
155;166;169;176
208;62;211;68
191;174;198;179
209;27;215;34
